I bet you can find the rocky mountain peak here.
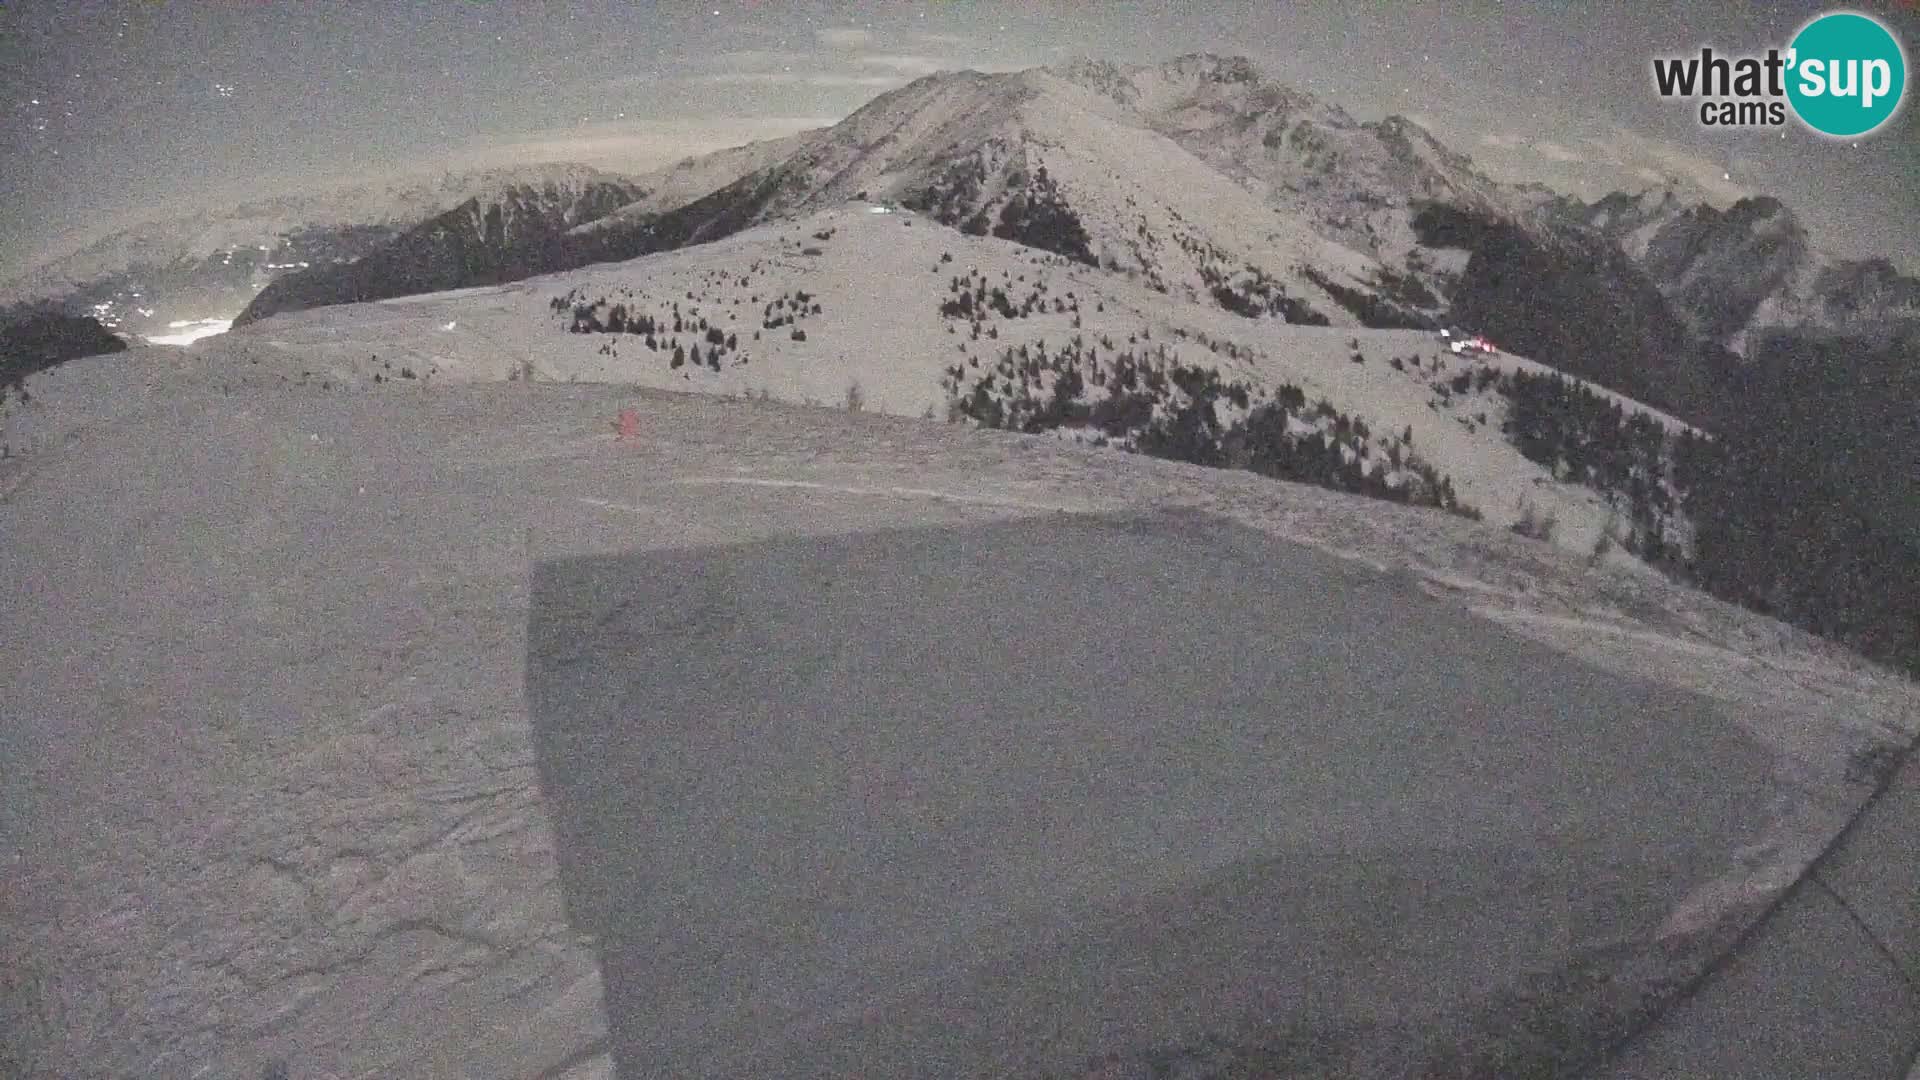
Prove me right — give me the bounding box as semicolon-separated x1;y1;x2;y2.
1162;52;1264;83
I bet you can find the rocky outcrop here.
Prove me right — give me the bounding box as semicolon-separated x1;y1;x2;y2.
1546;188;1919;352
1636;197;1811;343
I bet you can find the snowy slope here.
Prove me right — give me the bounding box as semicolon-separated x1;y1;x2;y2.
8;363;1912;1080
177;204;1694;558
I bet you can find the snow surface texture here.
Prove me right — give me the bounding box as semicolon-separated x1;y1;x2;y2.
528;509;1780;1078
3;361;1914;1077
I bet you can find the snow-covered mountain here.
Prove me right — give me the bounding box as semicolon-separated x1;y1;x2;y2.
11;52;1904;572
1051;55;1521;260
583;131;818;227
80;52;1900;437
1;163;645;341
160;202;1693;562
14;53;1916;429
249;57;1508;333
10;59;1918;694
17;53;1914;551
241;54;1919;433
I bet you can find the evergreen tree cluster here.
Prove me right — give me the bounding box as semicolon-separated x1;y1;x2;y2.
900;151;993;225
1490;368;1680;559
937;266;1083;328
548;286;743;373
1217;401;1469;514
985;165;1097;267
1170;326;1258;363
1666;329;1920;677
760;289;822;331
1487;349;1920;677
939;336;1475;518
1184;240;1332;326
1301;267;1436;330
904;155;1096;265
1674;429;1920;674
1368;266;1442;311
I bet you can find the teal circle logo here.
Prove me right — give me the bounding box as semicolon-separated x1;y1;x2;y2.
1786;11;1907;137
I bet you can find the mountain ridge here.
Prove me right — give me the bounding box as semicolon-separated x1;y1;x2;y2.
240;57;1464;330
10;53;1917;461
1542;186;1920;351
14;54;1914;380
231;174;645;321
0;163;648;340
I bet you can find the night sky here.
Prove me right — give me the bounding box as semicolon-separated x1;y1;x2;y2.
3;1;1916;276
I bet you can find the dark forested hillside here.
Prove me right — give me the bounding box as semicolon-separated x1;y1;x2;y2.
234;178;647;325
1490;323;1920;677
1411;201;1739;425
1689;469;1920;674
1;309;127;396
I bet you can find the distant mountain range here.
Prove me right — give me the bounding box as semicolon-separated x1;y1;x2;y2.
9;57;1913;404
0;164;646;340
226;168;645;321
240;55;1517;332
233;58;1920;424
7;53;1919;680
3;54;1912;451
7;54;1914;441
1541;187;1920;351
